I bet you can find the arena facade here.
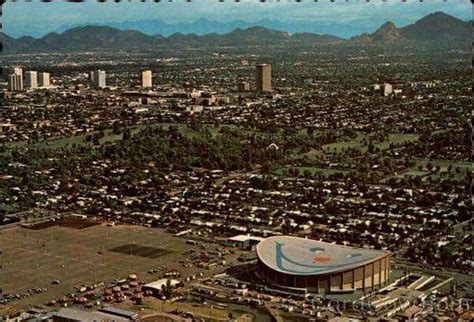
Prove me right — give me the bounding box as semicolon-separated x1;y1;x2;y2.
256;236;391;293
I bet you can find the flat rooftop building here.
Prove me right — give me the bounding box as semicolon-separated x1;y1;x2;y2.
227;234;265;249
141;70;152;88
98;306;138;320
52;308;131;322
38;72;51;87
92;70;106;88
25;71;38;89
382;83;393;96
256;236;391;293
143;278;181;293
8;67;23;91
8;74;23;91
256;64;272;92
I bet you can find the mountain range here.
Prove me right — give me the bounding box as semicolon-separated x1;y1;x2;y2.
6;17;400;40
1;12;470;54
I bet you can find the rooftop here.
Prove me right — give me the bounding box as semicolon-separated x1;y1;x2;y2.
256;236;389;276
144;278;181;291
98;306;138;319
54;308;132;321
228;234;265;242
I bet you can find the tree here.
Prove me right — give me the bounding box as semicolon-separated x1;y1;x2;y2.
122;128;132;140
92;133;101;145
112;121;121;134
161;279;173;299
426;162;433;172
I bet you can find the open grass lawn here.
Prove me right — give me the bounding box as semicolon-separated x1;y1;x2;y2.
411;159;470;181
425;171;468;182
322;132;420;154
375;133;419;150
382;159;470;183
414;159;471;170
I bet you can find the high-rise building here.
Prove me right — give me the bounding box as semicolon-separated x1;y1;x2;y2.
92;70;106;88
38;72;51;87
8;67;23;91
141;70;152;88
238;81;250;92
8;74;18;91
8;74;15;91
25;71;38;88
382;83;393;97
7;67;23;91
13;67;23;76
256;64;271;92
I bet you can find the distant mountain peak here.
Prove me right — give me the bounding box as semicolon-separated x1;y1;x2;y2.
400;11;469;42
425;11;453;19
65;25;117;33
351;11;468;44
372;21;402;41
379;21;397;29
416;11;463;25
245;26;276;32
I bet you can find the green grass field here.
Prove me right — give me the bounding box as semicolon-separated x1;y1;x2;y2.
322;132;419;153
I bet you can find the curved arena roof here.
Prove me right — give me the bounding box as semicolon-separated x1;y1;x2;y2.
256;236;389;276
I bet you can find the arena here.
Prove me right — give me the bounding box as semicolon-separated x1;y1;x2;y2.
256;236;391;293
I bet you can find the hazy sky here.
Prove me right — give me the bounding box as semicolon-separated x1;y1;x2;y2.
3;0;471;38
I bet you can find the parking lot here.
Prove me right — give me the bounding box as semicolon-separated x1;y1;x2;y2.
0;221;236;314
